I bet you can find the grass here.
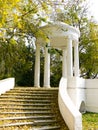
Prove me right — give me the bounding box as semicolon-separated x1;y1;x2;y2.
83;112;98;130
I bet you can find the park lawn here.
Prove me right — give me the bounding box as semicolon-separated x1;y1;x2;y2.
82;112;98;130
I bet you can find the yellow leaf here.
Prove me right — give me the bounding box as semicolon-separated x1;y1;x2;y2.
18;22;22;28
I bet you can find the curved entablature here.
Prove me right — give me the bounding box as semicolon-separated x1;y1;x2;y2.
41;22;80;39
37;22;80;49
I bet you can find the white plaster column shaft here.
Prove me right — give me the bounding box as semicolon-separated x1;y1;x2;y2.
44;44;50;88
34;43;40;87
62;49;67;78
74;41;79;77
67;38;73;77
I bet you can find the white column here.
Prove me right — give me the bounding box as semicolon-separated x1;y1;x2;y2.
44;44;50;88
34;44;40;87
74;41;79;77
62;49;67;78
67;38;73;77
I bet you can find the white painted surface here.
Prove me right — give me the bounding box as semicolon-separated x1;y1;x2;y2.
67;38;73;77
34;44;40;87
86;79;98;88
67;77;86;110
67;78;98;113
44;44;50;88
0;78;15;95
85;79;98;112
37;21;80;49
74;42;79;77
58;77;98;127
62;49;67;78
58;77;82;130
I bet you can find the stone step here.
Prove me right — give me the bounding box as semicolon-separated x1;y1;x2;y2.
0;120;58;128
1;93;57;97
37;126;60;130
0;99;52;103
0;107;51;111
26;119;58;124
14;87;58;90
0;113;54;118
0;122;34;128
0;87;68;130
5;92;58;96
0;103;52;106
0;117;57;125
0;125;61;130
0;115;55;120
11;91;58;93
0;111;54;117
7;89;58;93
0;111;54;115
7;91;58;94
0;96;57;100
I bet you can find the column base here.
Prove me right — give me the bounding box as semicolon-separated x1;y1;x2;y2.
43;86;51;88
34;86;40;88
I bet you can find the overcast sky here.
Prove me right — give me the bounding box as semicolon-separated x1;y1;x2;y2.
89;0;98;22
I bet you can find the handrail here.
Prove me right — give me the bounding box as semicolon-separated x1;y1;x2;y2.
0;78;15;95
58;77;82;130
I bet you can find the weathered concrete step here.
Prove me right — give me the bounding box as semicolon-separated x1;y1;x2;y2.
0;96;57;100
0;122;34;128
5;92;58;95
6;89;58;91
1;93;57;97
37;126;60;130
0;99;52;103
0;103;52;106
7;89;58;93
0;120;58;128
0;125;61;130
14;87;58;90
0;115;55;120
0;87;68;129
0;111;54;114
0;107;51;110
10;87;58;90
0;113;54;118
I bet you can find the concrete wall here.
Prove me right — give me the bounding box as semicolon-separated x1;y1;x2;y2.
58;77;82;130
67;78;98;113
0;78;15;95
85;79;98;113
67;77;86;111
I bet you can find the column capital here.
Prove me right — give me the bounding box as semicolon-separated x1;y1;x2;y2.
73;40;79;46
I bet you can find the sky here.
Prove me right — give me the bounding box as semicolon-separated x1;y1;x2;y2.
89;0;98;22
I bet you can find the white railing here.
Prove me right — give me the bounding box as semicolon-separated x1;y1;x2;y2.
58;77;82;130
0;78;15;95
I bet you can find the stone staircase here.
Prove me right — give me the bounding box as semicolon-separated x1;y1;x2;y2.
0;87;68;130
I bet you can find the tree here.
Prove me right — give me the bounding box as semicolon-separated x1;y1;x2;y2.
56;0;98;78
0;0;52;86
0;0;20;27
50;49;62;87
80;22;98;78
